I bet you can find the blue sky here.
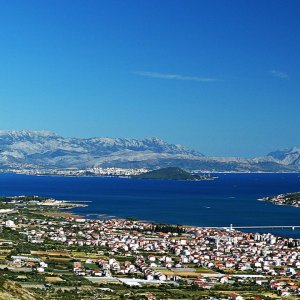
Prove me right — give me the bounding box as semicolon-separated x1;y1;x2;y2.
0;0;299;157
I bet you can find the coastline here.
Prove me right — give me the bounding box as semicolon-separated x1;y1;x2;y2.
259;192;300;208
1;170;300;178
66;201;300;240
1;173;300;239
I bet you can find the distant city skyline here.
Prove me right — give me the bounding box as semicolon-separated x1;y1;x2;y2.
0;1;299;157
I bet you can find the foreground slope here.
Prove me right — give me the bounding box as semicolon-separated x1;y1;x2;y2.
0;280;39;300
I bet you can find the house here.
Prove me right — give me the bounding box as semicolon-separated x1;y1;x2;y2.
5;220;16;229
145;294;156;300
231;294;244;300
220;276;229;284
280;290;290;297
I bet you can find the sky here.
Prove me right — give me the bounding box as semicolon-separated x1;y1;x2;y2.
0;0;299;157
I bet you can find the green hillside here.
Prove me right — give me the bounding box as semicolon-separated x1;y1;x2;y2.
134;167;207;180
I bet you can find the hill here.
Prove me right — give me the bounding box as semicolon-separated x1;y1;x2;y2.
0;280;39;300
134;167;209;180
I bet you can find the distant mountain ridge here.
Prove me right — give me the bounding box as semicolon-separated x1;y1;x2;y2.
267;147;300;166
0;130;299;172
0;130;203;170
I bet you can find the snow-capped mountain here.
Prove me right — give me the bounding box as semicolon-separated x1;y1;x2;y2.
266;147;300;167
0;130;203;170
0;130;299;172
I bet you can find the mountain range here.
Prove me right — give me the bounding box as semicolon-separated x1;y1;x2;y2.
0;130;299;172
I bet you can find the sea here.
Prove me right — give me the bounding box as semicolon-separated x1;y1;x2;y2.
1;173;300;238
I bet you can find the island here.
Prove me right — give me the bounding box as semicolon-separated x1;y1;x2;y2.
260;192;300;207
133;167;216;181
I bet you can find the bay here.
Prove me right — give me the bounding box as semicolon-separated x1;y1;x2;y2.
0;173;300;238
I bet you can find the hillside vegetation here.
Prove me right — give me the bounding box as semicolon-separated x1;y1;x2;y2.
134;167;207;180
0;280;39;300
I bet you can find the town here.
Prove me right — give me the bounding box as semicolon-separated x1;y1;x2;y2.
1;167;149;177
0;196;299;299
260;192;300;208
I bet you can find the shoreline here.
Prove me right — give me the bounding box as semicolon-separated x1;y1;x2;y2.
1;171;300;178
2;172;300;239
66;206;300;240
259;191;300;208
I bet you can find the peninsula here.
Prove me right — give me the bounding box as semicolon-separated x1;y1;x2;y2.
260;192;300;208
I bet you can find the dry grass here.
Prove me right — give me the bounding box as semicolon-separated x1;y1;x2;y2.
159;270;198;277
45;276;64;283
31;250;69;256
44;257;72;262
196;268;218;274
159;267;217;277
71;252;105;260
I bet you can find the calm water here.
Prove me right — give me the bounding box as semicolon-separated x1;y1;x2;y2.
1;173;300;238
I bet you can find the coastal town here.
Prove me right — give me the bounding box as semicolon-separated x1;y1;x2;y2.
260;192;300;208
1;167;149;177
0;196;299;299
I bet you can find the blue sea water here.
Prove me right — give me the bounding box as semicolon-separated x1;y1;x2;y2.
0;173;300;238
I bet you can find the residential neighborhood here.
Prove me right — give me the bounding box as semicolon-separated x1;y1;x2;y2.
0;196;299;299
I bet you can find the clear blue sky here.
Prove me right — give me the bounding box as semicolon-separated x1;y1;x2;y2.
0;0;299;157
